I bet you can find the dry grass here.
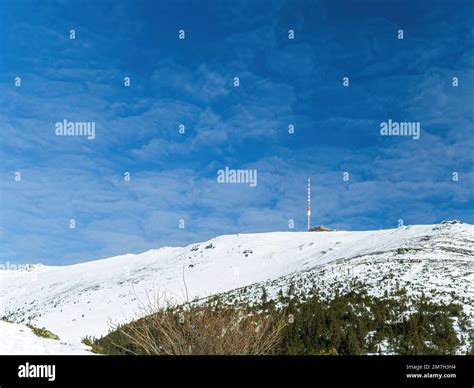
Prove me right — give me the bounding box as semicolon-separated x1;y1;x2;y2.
114;295;287;355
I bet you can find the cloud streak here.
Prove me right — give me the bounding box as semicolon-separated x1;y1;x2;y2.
0;0;472;264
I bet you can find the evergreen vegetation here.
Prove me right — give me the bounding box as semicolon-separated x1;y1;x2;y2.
26;323;60;340
89;287;471;355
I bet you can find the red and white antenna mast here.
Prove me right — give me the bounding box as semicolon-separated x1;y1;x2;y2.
307;176;311;231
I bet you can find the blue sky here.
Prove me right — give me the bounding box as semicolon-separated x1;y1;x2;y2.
0;0;473;265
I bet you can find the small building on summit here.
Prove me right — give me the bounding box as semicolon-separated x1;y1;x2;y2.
308;225;332;232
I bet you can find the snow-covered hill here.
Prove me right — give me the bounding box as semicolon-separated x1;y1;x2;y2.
0;321;91;355
1;221;473;352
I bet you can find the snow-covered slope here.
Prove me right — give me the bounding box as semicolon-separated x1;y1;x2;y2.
0;321;91;355
1;222;473;347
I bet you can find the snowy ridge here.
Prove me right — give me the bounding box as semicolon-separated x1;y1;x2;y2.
1;222;473;352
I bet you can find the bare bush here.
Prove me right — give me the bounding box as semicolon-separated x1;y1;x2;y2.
114;296;287;355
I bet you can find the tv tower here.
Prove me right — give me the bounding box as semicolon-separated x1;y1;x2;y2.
307;176;311;231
